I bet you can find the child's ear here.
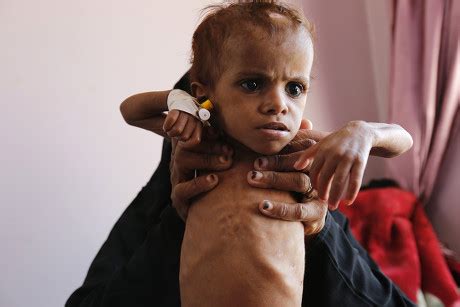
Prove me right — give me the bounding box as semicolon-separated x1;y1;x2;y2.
300;118;313;130
190;82;209;100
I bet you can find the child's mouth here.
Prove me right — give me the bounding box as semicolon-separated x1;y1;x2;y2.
258;122;289;131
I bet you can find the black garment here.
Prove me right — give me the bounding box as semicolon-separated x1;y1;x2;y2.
66;75;415;307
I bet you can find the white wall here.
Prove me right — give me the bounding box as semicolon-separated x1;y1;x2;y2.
0;1;399;306
0;1;214;306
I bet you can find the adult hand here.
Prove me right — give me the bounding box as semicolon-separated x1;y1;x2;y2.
247;121;330;236
170;128;233;220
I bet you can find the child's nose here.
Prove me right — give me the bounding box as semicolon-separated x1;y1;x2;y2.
259;89;288;115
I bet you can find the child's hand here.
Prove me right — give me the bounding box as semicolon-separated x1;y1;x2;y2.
163;110;203;146
293;121;374;210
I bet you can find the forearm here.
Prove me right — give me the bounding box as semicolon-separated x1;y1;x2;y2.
349;121;413;158
119;90;170;136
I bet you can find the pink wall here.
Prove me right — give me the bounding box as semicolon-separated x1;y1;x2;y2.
300;0;388;183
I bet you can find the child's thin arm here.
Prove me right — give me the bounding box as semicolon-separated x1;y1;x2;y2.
120;91;170;137
368;122;413;157
120;90;203;145
293;120;413;209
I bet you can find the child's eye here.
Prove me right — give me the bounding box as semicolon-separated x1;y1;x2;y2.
285;82;304;97
240;80;262;92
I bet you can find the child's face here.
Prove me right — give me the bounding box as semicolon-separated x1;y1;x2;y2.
209;27;314;155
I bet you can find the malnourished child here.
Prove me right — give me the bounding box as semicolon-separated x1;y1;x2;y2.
120;1;413;306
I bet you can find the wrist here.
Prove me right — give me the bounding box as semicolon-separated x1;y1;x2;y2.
346;120;376;147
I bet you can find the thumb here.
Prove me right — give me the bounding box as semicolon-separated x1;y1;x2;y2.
300;118;313;130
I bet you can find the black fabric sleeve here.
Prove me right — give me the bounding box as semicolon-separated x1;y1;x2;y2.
66;74;190;307
65;140;184;307
66;73;192;307
303;210;416;306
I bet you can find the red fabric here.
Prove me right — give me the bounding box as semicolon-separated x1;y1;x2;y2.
340;187;460;306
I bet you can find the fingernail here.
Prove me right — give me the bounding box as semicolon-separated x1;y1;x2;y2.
219;155;229;163
207;174;216;182
256;157;268;169
262;201;272;210
251;171;262;180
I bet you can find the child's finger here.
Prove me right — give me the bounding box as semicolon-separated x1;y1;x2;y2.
182;124;203;148
180;117;197;141
293;145;318;170
316;158;338;201
344;160;365;206
167;112;189;137
327;160;353;209
163;110;180;132
308;154;325;189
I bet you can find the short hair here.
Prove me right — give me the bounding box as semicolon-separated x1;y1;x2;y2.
190;0;315;89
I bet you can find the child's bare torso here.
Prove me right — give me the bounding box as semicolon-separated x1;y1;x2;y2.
180;152;305;307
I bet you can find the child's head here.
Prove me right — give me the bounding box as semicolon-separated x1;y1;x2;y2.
190;1;315;155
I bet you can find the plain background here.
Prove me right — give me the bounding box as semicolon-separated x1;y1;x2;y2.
1;1;458;306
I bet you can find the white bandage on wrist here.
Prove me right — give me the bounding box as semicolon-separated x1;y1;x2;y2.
167;89;212;125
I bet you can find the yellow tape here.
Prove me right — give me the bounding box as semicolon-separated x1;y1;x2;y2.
200;99;214;110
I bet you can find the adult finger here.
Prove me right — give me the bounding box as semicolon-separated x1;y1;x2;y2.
295;129;330;143
172;174;219;220
300;118;313;130
179;136;232;155
281;135;316;154
175;148;232;172
254;151;304;172
176;139;232;158
258;199;327;235
247;170;311;194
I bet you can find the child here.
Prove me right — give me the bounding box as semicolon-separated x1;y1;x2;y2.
120;1;412;306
